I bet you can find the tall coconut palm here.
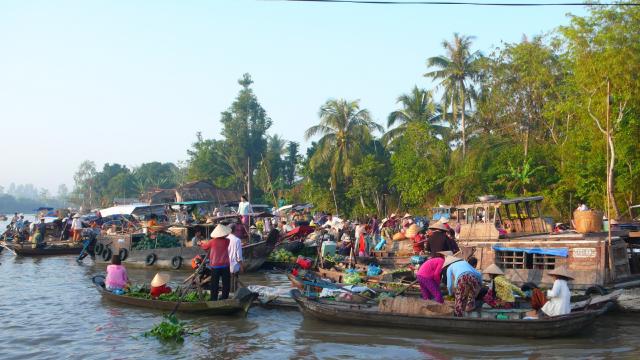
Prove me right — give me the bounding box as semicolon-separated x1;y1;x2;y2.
425;33;482;158
305;99;383;188
383;86;447;146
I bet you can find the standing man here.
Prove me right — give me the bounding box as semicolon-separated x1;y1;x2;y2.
228;223;244;293
71;214;83;242
10;212;19;224
237;195;253;226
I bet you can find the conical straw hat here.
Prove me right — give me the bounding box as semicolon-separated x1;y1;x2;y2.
428;222;447;231
151;273;170;287
437;251;454;257
548;267;574;280
442;255;462;268
483;263;504;276
210;224;232;238
402;213;412;219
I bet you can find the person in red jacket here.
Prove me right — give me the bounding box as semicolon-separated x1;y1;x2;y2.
199;224;232;301
150;273;172;298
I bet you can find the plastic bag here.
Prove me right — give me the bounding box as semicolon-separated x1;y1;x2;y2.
367;264;382;276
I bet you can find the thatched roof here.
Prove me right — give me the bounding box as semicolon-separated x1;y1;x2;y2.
175;181;240;205
142;188;177;204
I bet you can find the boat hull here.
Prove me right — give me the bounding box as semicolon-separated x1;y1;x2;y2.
291;289;608;338
9;242;83;256
93;277;256;315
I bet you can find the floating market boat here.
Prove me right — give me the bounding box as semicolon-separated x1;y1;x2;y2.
291;289;611;338
94;205;276;271
92;276;256;315
4;241;83;256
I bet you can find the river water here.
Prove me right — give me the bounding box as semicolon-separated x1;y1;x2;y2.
1;219;640;359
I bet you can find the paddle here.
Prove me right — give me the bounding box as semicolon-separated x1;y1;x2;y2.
170;254;209;316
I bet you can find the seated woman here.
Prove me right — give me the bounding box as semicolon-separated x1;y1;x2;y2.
541;267;573;317
150;273;172;299
482;263;525;309
105;254;129;293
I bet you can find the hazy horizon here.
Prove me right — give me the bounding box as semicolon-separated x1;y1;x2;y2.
0;0;586;193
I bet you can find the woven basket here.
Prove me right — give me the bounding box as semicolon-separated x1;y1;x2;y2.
573;210;603;233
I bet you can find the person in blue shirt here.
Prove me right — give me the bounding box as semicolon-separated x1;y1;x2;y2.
443;255;483;317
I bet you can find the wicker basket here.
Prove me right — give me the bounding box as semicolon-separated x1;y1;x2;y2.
573;210;603;233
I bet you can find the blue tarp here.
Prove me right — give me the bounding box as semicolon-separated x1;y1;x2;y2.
492;245;569;257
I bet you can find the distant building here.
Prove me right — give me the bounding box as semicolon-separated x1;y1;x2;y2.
175;180;240;205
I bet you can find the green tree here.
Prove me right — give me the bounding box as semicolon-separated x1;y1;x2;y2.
390;122;449;210
425;33;481;158
304;99;383;191
283;141;300;187
383;86;446;146
219;73;272;198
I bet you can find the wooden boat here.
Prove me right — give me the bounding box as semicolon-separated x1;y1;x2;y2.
291;289;611;338
6;241;83;256
92;276;256;315
95;234;274;272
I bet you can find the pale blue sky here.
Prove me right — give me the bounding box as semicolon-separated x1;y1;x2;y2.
0;0;587;193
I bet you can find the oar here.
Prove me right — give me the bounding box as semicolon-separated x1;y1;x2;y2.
170;254;209;316
0;242;17;256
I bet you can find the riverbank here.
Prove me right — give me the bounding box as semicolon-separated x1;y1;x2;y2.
1;253;640;359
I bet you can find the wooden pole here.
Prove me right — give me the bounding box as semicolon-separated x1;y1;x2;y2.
606;79;612;248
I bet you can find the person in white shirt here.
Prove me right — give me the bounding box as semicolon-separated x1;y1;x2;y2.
71;214;84;242
541;267;573;317
227;223;244;293
237;195;253;226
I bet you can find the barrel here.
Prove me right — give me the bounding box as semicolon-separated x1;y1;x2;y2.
573;210;603;233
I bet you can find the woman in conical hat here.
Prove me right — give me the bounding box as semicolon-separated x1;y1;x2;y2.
541;267;573;317
199;224;232;301
442;255;482;317
150;272;172;299
481;264;525;309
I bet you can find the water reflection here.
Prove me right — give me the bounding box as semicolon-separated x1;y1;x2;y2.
1;252;639;360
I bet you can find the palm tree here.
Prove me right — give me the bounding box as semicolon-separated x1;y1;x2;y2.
425;33;481;158
383;86;447;146
304;99;383;188
497;158;545;195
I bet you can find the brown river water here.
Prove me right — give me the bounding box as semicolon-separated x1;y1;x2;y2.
1;251;640;359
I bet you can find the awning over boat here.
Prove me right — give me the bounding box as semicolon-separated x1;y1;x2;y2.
492;245;569;257
100;204;164;217
171;200;210;206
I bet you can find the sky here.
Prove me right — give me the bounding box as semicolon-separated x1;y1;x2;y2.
0;0;588;193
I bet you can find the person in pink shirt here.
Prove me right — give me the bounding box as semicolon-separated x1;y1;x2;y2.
416;251;450;303
105;254;129;292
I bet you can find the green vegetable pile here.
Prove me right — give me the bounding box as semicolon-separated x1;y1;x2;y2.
144;314;190;343
343;273;362;285
268;249;296;262
131;233;180;250
323;254;345;263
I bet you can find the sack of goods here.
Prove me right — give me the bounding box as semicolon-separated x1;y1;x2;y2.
392;232;406;241
411;255;426;265
367;264;382;276
379;296;453;317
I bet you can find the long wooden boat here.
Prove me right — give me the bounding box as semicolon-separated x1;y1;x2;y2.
92;276;256;315
291;289;610;338
95;233;274;272
6;241;83;256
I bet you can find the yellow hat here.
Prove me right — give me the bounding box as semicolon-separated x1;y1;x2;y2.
405;224;420;238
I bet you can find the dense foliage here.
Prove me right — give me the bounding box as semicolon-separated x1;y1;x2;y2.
66;5;639;222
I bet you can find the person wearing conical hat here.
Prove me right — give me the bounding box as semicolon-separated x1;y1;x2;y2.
443;255;483;317
150;273;172;299
405;224;426;255
199;224;232;301
541;267;573;317
481;264;525;309
426;222;459;255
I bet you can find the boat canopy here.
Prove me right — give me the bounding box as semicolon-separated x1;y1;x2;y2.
493;245;568;257
171;200;210;206
100;203;164;217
